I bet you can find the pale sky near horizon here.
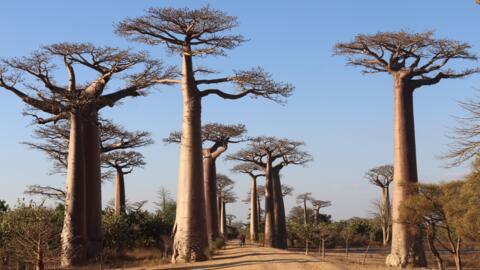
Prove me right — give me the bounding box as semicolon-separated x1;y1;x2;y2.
1;1;479;222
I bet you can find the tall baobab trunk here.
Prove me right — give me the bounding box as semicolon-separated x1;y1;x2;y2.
61;111;87;267
387;74;426;267
313;209;319;224
217;194;222;233
381;186;391;246
250;177;259;242
82;108;102;259
203;152;219;244
172;52;208;263
272;168;287;248
114;167;126;216
257;191;261;226
264;161;276;247
221;200;227;236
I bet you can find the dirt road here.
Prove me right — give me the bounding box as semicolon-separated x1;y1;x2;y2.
135;241;367;270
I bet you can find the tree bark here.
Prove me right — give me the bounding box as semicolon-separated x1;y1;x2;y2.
172;52;208;263
35;240;44;270
222;200;227;236
257;192;261;226
263;160;276;248
322;238;325;259
250;177;259;242
454;237;462;270
272;167;287;248
387;73;426;267
61;110;87;267
203;152;219;244
426;226;444;270
82;107;103;260
114;167;126;216
381;186;390;246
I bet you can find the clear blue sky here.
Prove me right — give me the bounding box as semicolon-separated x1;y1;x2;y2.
1;1;479;221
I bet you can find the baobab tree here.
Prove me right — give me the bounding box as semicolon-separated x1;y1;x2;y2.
216;174;236;236
25;119;153;176
165;123;246;244
116;7;293;261
335;31;479;267
102;151;146;216
311;199;331;224
365;165;393;246
256;185;265;227
232;163;264;242
0;43;172;266
25;119;153;216
296;193;314;225
227;137;311;248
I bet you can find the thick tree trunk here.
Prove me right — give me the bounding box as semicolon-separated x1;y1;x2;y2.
272;168;287;249
313;209;319;224
114;167;126;216
387;74;426;267
217;195;222;233
172;52;208;263
222;200;227;236
263;161;276;248
250;177;259;242
381;186;390;246
61;111;87;267
82;108;103;260
257;192;261;226
203;153;219;244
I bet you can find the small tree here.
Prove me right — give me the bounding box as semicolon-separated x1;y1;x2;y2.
400;182;468;270
296;193;314;225
0;202;62;270
216;174;236;237
335;31;478;267
365;165;393;246
102;151;146;216
311;199;331;224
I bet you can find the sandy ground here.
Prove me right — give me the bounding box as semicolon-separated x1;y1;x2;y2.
124;241;388;270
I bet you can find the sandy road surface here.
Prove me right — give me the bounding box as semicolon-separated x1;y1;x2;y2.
128;240;353;270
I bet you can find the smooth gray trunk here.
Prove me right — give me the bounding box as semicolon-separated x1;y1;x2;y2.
83;108;102;260
250;177;259;242
272;168;287;248
387;74;426;267
381;186;391;246
61;111;87;267
114;167;126;216
203;153;219;244
263;161;275;247
172;52;208;263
